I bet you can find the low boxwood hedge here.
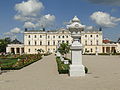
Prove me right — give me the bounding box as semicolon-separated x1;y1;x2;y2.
56;57;69;74
56;57;88;74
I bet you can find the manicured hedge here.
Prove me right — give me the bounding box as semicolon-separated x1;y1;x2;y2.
56;57;69;74
56;57;88;74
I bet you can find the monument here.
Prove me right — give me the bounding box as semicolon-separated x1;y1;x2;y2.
67;16;85;77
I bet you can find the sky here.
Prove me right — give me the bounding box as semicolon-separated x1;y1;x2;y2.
0;0;120;42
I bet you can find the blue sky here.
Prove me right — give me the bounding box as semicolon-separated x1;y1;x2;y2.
0;0;120;41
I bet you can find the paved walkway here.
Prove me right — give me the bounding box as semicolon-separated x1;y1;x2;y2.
0;54;120;90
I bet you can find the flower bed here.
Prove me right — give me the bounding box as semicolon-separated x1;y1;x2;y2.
0;54;42;70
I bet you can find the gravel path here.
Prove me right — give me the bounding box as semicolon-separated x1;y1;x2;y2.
0;54;120;90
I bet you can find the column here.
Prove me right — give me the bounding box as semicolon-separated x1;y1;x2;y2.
14;48;17;54
105;47;106;53
20;48;22;55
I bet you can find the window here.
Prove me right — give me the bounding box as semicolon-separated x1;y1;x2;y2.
91;40;92;45
58;36;60;38
40;35;42;38
28;35;30;38
90;35;92;37
85;40;87;45
96;40;99;45
53;48;55;51
62;36;64;38
48;36;50;38
91;48;93;52
96;35;99;37
53;41;55;45
35;41;37;45
62;40;64;43
48;41;50;45
66;41;69;44
53;36;55;38
66;36;68;38
40;41;42;45
28;49;30;52
28;41;30;45
85;35;87;37
58;40;60;44
35;35;37;38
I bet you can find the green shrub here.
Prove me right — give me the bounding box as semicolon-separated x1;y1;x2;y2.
56;57;69;74
56;57;88;74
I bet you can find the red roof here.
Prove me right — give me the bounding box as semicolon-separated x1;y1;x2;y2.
103;40;110;43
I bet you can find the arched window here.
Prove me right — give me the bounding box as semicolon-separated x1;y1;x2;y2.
28;35;30;38
35;41;37;45
91;40;92;45
91;48;93;52
53;36;55;38
48;41;50;45
53;41;55;45
40;35;42;38
40;41;42;45
96;35;99;37
85;40;87;45
28;49;30;52
96;40;99;45
28;41;30;45
66;35;68;38
90;35;92;37
35;35;37;38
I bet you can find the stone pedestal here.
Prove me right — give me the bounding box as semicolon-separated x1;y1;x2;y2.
69;41;85;77
67;16;86;77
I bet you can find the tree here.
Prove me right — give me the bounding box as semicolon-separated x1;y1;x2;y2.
58;43;70;57
0;37;11;53
37;49;44;54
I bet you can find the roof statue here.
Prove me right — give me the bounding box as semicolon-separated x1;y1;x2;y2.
67;16;85;29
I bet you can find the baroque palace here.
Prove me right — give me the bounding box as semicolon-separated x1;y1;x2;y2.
6;16;120;54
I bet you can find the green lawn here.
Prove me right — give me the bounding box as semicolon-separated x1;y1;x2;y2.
0;58;18;66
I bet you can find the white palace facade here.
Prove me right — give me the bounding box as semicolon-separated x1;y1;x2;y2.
6;16;120;54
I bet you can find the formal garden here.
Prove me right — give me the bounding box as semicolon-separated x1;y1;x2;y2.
0;52;51;70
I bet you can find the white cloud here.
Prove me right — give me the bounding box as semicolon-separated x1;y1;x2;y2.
90;11;120;27
24;22;35;28
4;32;13;36
10;27;23;33
15;0;44;16
36;14;56;28
85;26;94;30
87;0;120;6
14;0;56;29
